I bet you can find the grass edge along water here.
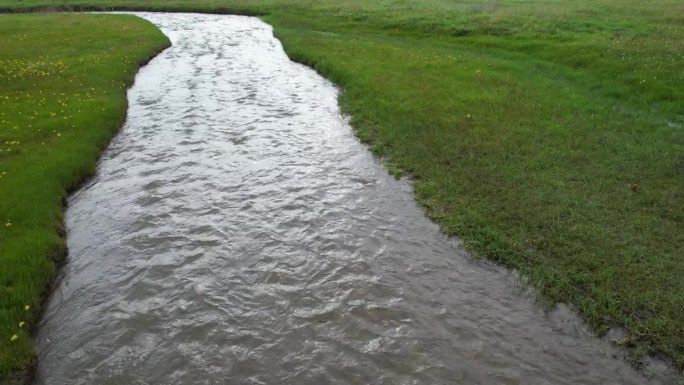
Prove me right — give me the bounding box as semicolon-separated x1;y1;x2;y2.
0;0;683;381
0;13;170;382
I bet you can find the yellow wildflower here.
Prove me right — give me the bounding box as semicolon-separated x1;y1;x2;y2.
24;305;30;312
19;321;26;328
10;335;18;342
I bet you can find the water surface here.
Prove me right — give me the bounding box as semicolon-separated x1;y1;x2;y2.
34;12;675;385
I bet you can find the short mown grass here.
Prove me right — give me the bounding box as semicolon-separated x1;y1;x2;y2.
0;0;682;380
0;13;169;379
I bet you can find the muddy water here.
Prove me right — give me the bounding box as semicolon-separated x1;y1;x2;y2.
34;13;674;385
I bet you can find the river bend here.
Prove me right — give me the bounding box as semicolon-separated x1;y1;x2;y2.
34;12;673;385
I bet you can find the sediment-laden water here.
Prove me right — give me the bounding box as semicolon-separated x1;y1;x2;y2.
33;13;675;385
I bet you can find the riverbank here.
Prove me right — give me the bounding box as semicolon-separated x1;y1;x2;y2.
265;7;684;371
0;0;682;380
0;13;170;381
266;6;684;370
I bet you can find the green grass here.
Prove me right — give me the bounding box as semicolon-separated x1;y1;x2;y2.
275;2;684;370
273;19;684;366
0;13;169;379
0;0;683;379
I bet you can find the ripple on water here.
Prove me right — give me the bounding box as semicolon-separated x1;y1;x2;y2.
33;12;676;385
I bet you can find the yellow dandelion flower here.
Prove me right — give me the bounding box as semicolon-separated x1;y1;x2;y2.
19;321;26;328
24;305;30;312
10;335;18;342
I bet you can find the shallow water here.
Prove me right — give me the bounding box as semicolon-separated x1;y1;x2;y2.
34;13;675;385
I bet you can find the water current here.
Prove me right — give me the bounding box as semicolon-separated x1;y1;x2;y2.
33;12;676;385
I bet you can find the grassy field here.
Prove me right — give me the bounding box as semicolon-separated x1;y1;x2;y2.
0;0;682;380
0;14;169;380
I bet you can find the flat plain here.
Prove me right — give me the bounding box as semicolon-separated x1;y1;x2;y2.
0;0;682;380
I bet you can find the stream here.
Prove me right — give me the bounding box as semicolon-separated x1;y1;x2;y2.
33;12;675;385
